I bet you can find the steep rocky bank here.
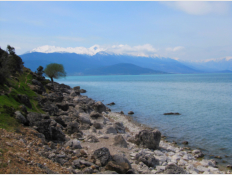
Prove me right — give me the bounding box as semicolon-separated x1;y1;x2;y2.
1;69;231;174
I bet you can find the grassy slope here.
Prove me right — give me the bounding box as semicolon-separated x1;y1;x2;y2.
0;67;46;131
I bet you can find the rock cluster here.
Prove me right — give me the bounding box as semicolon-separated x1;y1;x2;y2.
10;78;228;174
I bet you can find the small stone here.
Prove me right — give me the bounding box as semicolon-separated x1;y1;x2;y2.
227;165;232;169
182;141;188;145
214;155;222;159
128;111;134;114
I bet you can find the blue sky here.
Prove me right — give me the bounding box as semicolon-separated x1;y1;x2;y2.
0;1;231;61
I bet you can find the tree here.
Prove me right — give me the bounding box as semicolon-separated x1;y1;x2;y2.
6;45;24;74
44;63;66;85
36;66;44;77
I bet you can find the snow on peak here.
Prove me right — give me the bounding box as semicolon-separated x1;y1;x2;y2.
29;44;160;57
30;45;106;56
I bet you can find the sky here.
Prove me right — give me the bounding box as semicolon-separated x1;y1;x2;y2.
0;1;231;62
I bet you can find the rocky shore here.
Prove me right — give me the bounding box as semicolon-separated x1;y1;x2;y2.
2;75;231;174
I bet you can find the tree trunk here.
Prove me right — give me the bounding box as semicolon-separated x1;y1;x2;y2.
51;77;54;87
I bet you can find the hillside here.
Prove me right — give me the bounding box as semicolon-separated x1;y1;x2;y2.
81;63;166;75
21;52;200;75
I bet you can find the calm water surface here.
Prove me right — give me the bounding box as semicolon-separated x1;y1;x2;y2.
57;73;232;164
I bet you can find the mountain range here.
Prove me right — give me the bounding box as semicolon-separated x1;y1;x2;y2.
20;51;232;75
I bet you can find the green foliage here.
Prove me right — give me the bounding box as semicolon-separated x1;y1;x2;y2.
6;45;24;74
36;65;44;77
0;48;10;85
0;68;45;130
0;45;24;85
44;63;66;84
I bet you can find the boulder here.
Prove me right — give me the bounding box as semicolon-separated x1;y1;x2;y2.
70;90;78;97
114;122;125;133
72;159;95;169
41;102;59;116
105;126;117;134
66;121;80;134
78;114;92;125
113;135;128;148
47;92;64;102
51;116;67;127
73;86;80;91
15;111;27;124
80;89;87;93
19;105;27;114
107;102;115;106
128;111;134;114
92;147;111;166
56;103;69;111
90;111;106;124
93;101;106;113
163;163;186;174
79;123;91;130
182;141;188;145
105;154;131;174
134;129;161;150
51;124;66;141
27;112;43;125
192;149;204;158
64;139;82;149
93;122;103;129
17;94;32;108
86;135;99;143
119;111;124;115
135;151;159;167
163;112;181;115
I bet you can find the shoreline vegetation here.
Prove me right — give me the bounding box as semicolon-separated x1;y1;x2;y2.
0;66;231;173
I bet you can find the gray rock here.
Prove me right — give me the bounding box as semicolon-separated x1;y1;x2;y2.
73;86;80;91
93;101;106;113
135;151;159;167
128;111;134;114
66;121;80;134
113;135;128;148
134;129;161;150
64;139;82;149
72;159;95;169
19;105;27;114
192;149;204;158
93;122;103;129
86;135;99;143
17;94;32;108
163;163;187;174
114;122;125;134
93;147;111;166
15;111;27;124
78;114;92;125
90;111;103;120
105;126;117;134
105;154;132;174
70;90;78;97
56;103;69;111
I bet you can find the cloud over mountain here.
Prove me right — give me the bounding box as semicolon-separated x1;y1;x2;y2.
30;44;159;57
162;1;230;15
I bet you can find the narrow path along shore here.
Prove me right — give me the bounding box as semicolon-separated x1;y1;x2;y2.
9;75;232;174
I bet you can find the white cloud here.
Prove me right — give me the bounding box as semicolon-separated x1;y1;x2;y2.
162;2;230;15
30;44;159;57
204;56;232;62
30;45;105;56
166;46;184;52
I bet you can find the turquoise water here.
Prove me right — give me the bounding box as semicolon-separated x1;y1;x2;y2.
57;73;232;164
